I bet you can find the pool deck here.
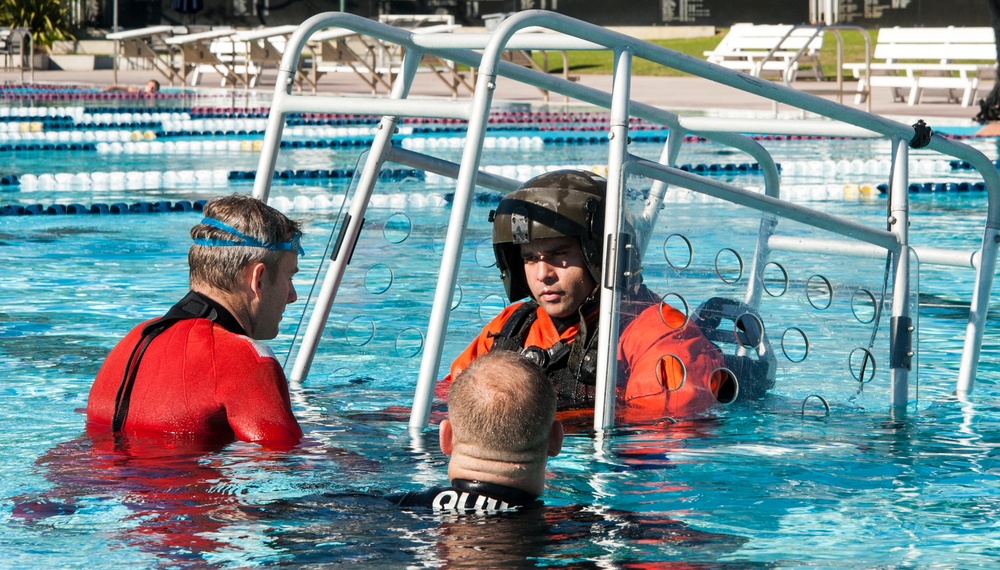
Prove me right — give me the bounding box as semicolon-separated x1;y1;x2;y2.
2;66;992;130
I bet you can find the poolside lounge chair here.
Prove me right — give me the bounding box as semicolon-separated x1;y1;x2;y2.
106;25;183;86
163;28;242;87
705;23;824;82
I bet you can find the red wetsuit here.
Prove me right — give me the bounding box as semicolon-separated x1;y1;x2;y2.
87;292;302;446
441;298;726;424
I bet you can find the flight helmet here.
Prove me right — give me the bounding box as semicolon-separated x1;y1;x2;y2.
491;170;608;302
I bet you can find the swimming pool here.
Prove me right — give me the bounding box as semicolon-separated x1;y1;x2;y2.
7;24;1000;563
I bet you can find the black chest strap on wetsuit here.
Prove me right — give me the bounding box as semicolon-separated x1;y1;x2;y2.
486;301;599;408
110;291;245;432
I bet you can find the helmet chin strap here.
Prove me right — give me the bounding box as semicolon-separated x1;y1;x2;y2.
585;285;602;309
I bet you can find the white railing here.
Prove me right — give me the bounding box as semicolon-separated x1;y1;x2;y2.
251;10;1000;433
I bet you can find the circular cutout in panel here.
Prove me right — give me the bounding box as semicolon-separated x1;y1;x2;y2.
394;326;425;358
848;347;877;384
382;212;412;244
451;284;463;311
432;225;448;255
780;327;810;363
712;368;739;405
762;262;789;297
806;274;833;310
733;312;765;349
344;315;376;347
475;237;497;268
851;288;878;324
331;367;354;383
657;292;690;330
364;263;394;295
714;248;744;284
801;394;830;415
478;294;508;322
662;233;693;270
655;353;686;392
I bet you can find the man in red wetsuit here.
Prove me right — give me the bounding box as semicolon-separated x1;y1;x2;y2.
87;194;304;446
441;170;734;424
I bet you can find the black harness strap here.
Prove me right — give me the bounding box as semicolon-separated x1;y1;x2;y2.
111;324;168;431
486;300;599;408
487;301;539;351
110;291;224;432
548;303;599;406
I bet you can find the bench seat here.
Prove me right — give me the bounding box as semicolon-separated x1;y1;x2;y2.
843;27;996;107
705;23;824;82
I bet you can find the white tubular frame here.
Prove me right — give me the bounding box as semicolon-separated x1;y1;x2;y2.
250;10;999;433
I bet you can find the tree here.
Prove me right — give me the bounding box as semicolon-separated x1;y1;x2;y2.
975;0;1000;122
0;0;75;49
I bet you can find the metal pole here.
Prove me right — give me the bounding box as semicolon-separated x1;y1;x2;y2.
956;227;1000;395
888;137;912;414
408;41;498;432
289;52;423;383
113;0;119;83
593;45;632;431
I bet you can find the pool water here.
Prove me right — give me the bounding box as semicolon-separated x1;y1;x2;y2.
3;96;1000;567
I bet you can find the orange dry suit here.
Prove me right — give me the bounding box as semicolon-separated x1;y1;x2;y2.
439;286;728;423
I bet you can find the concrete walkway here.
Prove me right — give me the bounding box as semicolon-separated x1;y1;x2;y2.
1;65;990;128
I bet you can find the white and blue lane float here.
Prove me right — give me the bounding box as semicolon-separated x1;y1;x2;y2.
5;159;988;202
0;105;995;214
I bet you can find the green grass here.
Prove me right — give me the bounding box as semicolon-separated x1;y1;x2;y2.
535;28;875;80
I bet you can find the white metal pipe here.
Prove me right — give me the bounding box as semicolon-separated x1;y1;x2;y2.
627;159;900;252
888;138;912;412
290;50;423;383
915;247;980;269
594;46;632;432
252;92;290;201
637;129;685;253
399;17;786;191
247;9;1000;420
384;146;521;192
409;54;499;432
745;214;779;310
271;95;473;120
769;235;980;268
956;225;1000;394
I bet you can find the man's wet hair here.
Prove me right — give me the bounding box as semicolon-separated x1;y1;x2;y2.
448;350;556;455
189;194;301;293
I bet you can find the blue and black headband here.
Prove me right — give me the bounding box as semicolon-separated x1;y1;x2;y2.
193;217;304;256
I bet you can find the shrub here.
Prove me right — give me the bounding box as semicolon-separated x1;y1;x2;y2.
0;0;76;48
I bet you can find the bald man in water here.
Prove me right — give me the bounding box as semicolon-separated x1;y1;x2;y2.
388;350;563;512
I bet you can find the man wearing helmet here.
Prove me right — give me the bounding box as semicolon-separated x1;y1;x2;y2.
439;170;731;424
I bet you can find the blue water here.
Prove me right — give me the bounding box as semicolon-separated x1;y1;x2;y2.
3;97;1000;567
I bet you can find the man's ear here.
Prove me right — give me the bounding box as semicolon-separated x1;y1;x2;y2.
547;420;564;457
439;419;454;456
247;262;267;300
